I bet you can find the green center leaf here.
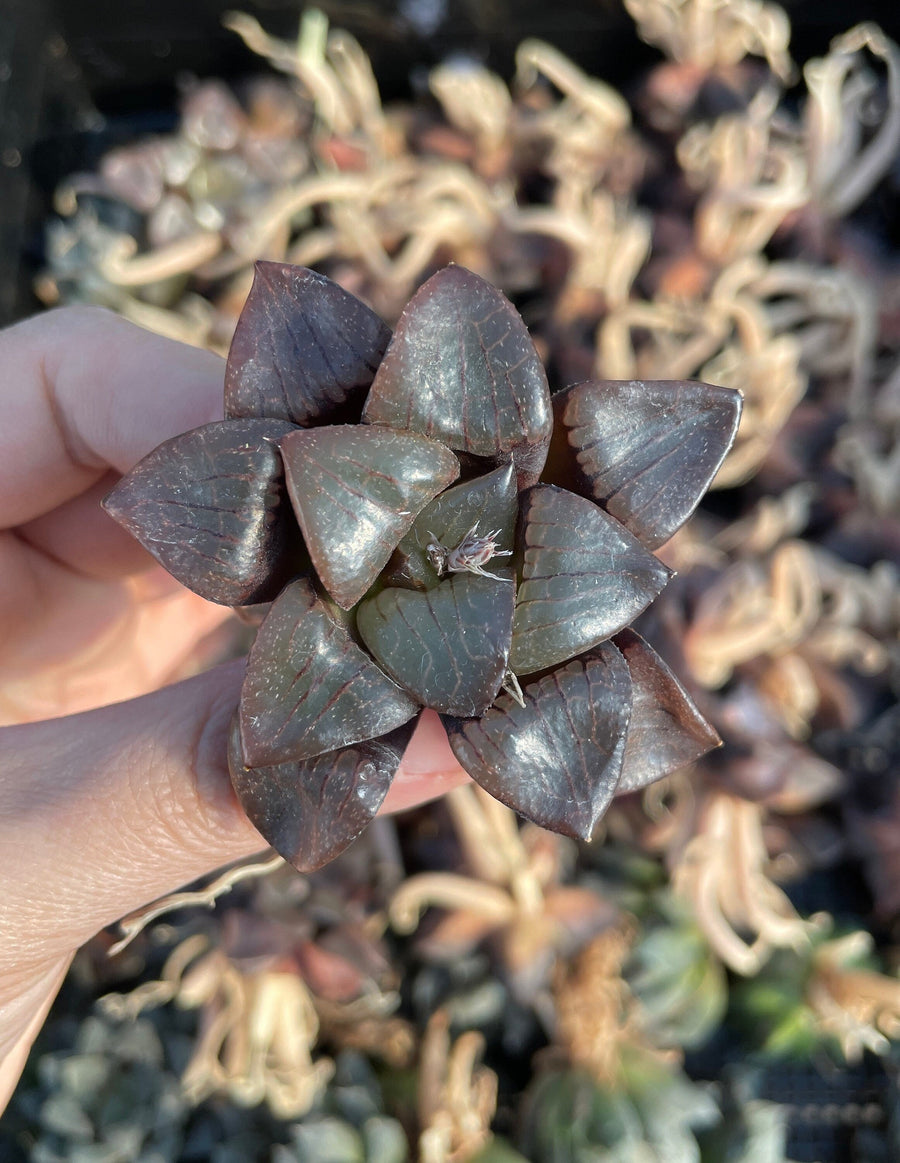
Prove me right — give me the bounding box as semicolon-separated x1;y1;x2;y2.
357;571;516;716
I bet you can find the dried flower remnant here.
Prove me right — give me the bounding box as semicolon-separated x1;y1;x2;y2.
104;262;734;869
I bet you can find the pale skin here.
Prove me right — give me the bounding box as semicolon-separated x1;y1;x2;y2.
0;306;468;1111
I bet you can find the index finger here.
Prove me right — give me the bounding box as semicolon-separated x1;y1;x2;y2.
0;306;225;528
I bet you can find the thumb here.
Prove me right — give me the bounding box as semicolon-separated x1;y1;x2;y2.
0;661;463;972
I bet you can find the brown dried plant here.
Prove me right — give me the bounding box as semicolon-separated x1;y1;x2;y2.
683;537;897;738
417;1011;499;1163
552;921;676;1085
677;89;807;264
838;359;900;515
389;785;614;1002
624;0;794;81
804;23;900;217
104;933;334;1117
807;931;900;1062
669;791;826;975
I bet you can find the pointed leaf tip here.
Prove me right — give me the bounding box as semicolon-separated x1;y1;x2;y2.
229;715;412;872
363;265;552;487
239;578;419;767
225;262;391;425
554;379;742;549
280;425;460;609
510;485;672;675
614;629;721;794
102;418;301;605
445;643;632;841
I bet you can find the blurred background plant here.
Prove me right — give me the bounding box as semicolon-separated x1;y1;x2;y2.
3;0;900;1159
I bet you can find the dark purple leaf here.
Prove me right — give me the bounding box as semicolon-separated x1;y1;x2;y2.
102;418;301;605
613;629;721;793
388;464;518;589
229;715;413;872
509;485;672;675
444;643;633;841
225;262;391;425
362;265;552;487
357;571;515;716
553;379;742;549
239;579;419;767
280;424;459;609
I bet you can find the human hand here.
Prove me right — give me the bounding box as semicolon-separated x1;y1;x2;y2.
0;306;467;1109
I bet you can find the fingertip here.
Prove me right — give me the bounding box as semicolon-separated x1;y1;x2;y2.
383;709;469;813
1;306;225;527
395;709;461;777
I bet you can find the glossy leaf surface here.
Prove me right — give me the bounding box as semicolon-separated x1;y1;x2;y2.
445;643;633;841
614;629;721;793
229;716;412;872
389;464;518;589
225;262;391;425
102;418;299;605
554;379;742;549
280;425;459;609
509;485;672;675
362;265;552;487
239;579;418;767
357;571;515;715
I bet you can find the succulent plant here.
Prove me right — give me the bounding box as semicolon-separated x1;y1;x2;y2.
517;1062;720;1163
23;1014;190;1163
104;261;740;872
